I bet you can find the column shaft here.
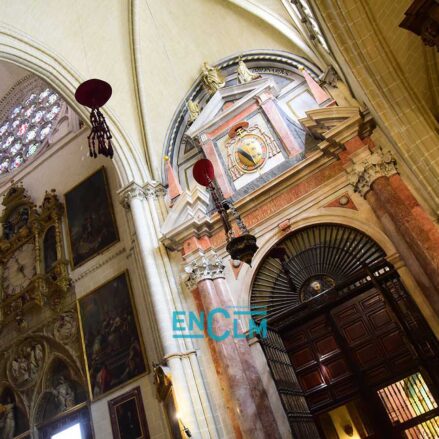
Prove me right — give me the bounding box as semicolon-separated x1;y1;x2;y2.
365;190;439;313
213;277;282;438
371;177;439;313
197;278;267;439
129;196;202;437
389;174;439;244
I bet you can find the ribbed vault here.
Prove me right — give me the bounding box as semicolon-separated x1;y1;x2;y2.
251;223;386;320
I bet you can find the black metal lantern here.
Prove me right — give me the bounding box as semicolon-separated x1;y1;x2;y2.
193;159;258;266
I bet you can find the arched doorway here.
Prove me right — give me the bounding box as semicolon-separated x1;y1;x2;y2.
251;223;439;438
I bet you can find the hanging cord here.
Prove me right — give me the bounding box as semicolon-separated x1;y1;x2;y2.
88;108;114;159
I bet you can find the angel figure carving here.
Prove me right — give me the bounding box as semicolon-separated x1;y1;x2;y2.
237;59;261;84
187;100;200;123
201;62;225;94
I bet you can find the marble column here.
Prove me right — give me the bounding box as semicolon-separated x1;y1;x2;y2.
365;190;439;306
349;149;439;314
119;182;216;439
389;174;439;247
186;252;282;439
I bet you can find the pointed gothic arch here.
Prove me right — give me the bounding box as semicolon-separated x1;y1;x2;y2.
0;25;149;187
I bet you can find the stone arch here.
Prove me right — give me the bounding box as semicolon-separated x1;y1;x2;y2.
250;222;386;319
34;356;86;426
0;25;149;187
237;210;397;317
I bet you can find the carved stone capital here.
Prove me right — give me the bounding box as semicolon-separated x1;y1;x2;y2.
118;181;165;209
184;252;225;290
348;149;398;197
118;182;146;209
144;181;166;199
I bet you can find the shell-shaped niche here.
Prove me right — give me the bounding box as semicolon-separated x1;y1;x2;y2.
7;339;45;390
0;384;29;438
34;357;87;425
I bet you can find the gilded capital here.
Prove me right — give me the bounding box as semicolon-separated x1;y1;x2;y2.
348;149;398;196
184;252;225;290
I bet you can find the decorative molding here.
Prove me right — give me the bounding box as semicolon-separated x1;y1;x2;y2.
184;251;225;290
299;106;375;146
71;246;126;282
160;186;212;251
144;181;166;199
162;349;197;361
347;149;398;197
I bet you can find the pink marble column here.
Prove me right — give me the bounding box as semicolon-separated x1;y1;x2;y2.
371;176;439;313
389;174;439;247
196;278;267;439
365;190;439;313
213;277;282;438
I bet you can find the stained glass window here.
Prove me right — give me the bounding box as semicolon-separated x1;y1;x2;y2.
0;87;63;175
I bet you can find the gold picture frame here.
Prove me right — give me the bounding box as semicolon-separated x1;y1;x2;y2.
64;166;119;269
77;271;148;401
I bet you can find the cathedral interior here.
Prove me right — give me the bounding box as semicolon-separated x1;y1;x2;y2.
0;1;438;438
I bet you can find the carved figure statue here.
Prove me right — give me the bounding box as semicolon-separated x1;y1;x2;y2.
201;62;225;94
237;59;261;84
187;100;200;123
0;398;15;439
53;376;75;411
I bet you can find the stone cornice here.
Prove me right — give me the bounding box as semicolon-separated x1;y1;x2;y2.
118;181;166;208
347;149;398;197
299;106;375;146
184;251;225;290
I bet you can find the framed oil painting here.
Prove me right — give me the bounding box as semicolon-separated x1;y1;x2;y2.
65;167;118;268
78;272;147;400
109;387;150;439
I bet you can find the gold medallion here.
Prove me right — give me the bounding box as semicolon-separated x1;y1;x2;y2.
228;122;267;173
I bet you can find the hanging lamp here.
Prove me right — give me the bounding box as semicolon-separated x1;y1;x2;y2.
193;158;258;265
75;79;114;159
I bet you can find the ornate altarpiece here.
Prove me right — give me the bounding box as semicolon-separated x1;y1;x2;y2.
0;183;88;438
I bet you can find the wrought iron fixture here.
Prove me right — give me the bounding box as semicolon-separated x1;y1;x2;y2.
251;223;385;320
75;79;114;159
193;158;258;265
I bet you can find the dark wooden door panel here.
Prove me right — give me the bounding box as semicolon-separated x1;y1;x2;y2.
284;287;420;413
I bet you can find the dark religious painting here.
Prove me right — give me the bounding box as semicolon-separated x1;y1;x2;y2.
43;225;57;272
65;167;118;267
78;272;146;400
109;387;150;439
